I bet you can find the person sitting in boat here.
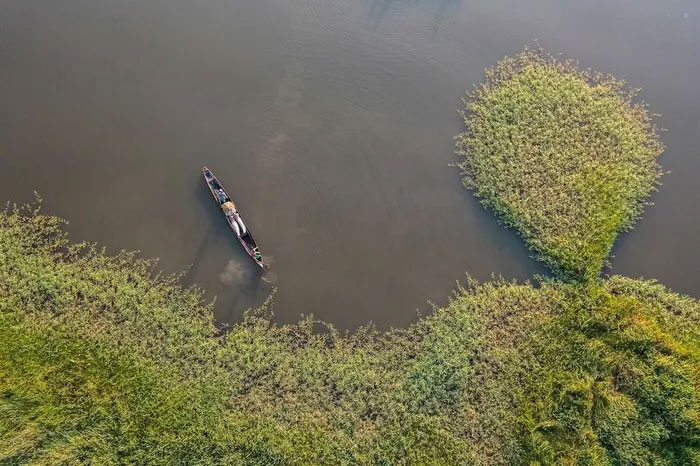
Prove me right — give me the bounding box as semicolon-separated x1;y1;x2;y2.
222;200;236;217
222;201;247;236
234;212;247;236
216;189;227;204
253;248;262;261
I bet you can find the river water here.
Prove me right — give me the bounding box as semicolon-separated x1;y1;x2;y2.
1;0;698;328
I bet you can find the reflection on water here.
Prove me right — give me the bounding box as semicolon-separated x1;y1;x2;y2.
219;259;248;286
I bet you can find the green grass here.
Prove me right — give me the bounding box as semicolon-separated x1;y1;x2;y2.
1;204;698;464
518;279;700;465
0;47;693;466
456;48;664;282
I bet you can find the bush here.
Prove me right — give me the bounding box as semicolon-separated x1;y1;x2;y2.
0;204;234;464
2;205;698;464
518;281;700;465
456;48;664;282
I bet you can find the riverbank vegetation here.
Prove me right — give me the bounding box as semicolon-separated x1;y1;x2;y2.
2;49;698;465
1;205;698;464
456;48;664;282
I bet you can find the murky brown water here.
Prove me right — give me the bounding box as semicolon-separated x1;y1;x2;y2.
1;0;698;328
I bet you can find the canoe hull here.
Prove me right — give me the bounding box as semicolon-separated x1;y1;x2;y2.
202;166;267;269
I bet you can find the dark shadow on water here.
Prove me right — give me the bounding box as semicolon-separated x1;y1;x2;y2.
182;223;215;289
183;174;271;325
457;183;549;282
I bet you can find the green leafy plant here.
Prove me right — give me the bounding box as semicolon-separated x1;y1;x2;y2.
2;204;698;464
1;48;698;465
456;48;664;282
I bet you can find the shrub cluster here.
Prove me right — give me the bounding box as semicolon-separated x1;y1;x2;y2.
456;48;664;282
1;206;698;465
1;47;695;466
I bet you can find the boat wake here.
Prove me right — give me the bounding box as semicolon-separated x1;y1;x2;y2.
261;255;277;284
261;271;278;285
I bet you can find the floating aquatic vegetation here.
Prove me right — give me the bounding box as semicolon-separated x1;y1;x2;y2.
456;47;664;282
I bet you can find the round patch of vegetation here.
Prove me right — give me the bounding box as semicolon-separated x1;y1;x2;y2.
456;48;664;282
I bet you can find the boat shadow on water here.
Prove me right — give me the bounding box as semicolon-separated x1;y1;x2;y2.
181;180;274;324
183;179;268;290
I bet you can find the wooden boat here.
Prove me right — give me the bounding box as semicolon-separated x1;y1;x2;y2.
202;166;267;269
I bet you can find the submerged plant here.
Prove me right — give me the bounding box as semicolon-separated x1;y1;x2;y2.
456;47;664;282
